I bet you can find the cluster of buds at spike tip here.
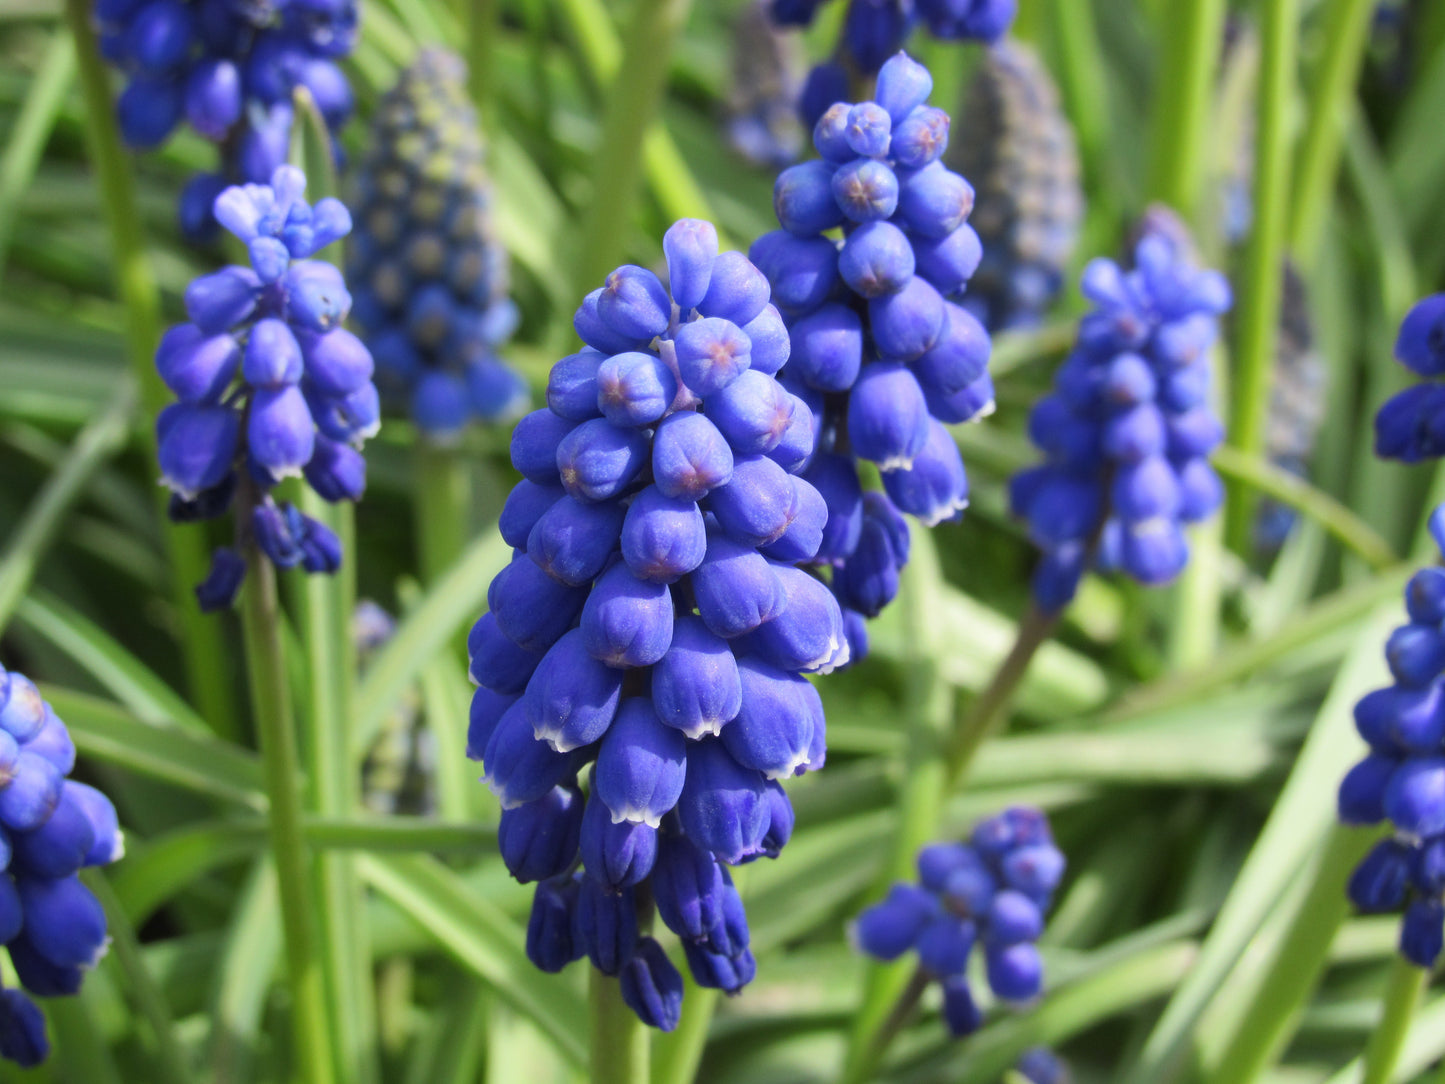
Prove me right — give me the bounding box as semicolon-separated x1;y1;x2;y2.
0;664;125;1068
1009;209;1231;614
1374;293;1445;464
749;51;991;664
347;49;529;440
851;807;1064;1038
153;165;378;612
93;0;357;241
1340;506;1445;968
946;40;1083;334
766;1;1016;127
468;220;843;1029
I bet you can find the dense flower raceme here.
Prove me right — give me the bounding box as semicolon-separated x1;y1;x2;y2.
0;664;126;1068
751;52;991;660
768;0;1016;126
946;41;1083;333
95;0;357;241
347;49;529;439
470;221;844;1029
1008;212;1231;613
1339;506;1445;968
726;0;807;168
852;807;1064;1037
1374;293;1445;464
153;165;379;611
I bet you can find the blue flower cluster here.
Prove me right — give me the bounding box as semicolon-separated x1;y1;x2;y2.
0;664;125;1068
1340;506;1445;968
947;41;1083;333
852;807;1064;1036
469;221;841;1029
1009;212;1231;613
154;165;378;611
768;0;1016;126
726;0;806;169
751;52;989;661
94;0;357;241
347;49;529;440
1375;293;1445;463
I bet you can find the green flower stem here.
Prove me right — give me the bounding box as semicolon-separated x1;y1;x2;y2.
0;29;75;279
1224;0;1299;554
1201;823;1379;1084
590;968;649;1084
842;533;951;1084
63;0;240;743
415;442;472;585
650;981;719;1084
1145;0;1227;218
1288;0;1378;263
575;0;694;294
239;547;337;1084
1362;958;1427;1084
0;380;135;633
1041;0;1114;230
944;603;1062;788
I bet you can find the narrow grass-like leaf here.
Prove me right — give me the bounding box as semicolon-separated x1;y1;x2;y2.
359;853;587;1066
44;685;266;809
355;528;511;751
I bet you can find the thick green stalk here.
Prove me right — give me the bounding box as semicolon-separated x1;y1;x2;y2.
1288;0;1378;264
842;533;951;1084
943;604;1061;786
0;381;135;632
1224;0;1299;553
291;93;378;1084
415;442;472;584
650;982;719;1084
590;969;649;1084
1363;959;1426;1084
239;549;337;1084
576;0;694;293
0;29;75;279
1201;823;1378;1084
1145;0;1228;217
63;0;239;742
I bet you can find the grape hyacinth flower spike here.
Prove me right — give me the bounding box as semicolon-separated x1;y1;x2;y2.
726;0;806;168
768;1;1017;126
752;51;993;663
0;663;125;1067
471;219;843;1028
1340;504;1445;968
348;49;528;439
1010;209;1231;613
947;40;1083;333
94;0;359;240
154;164;378;611
852;806;1065;1037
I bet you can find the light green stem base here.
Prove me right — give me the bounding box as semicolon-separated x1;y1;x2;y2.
590;969;649;1084
239;551;336;1084
1364;958;1426;1084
